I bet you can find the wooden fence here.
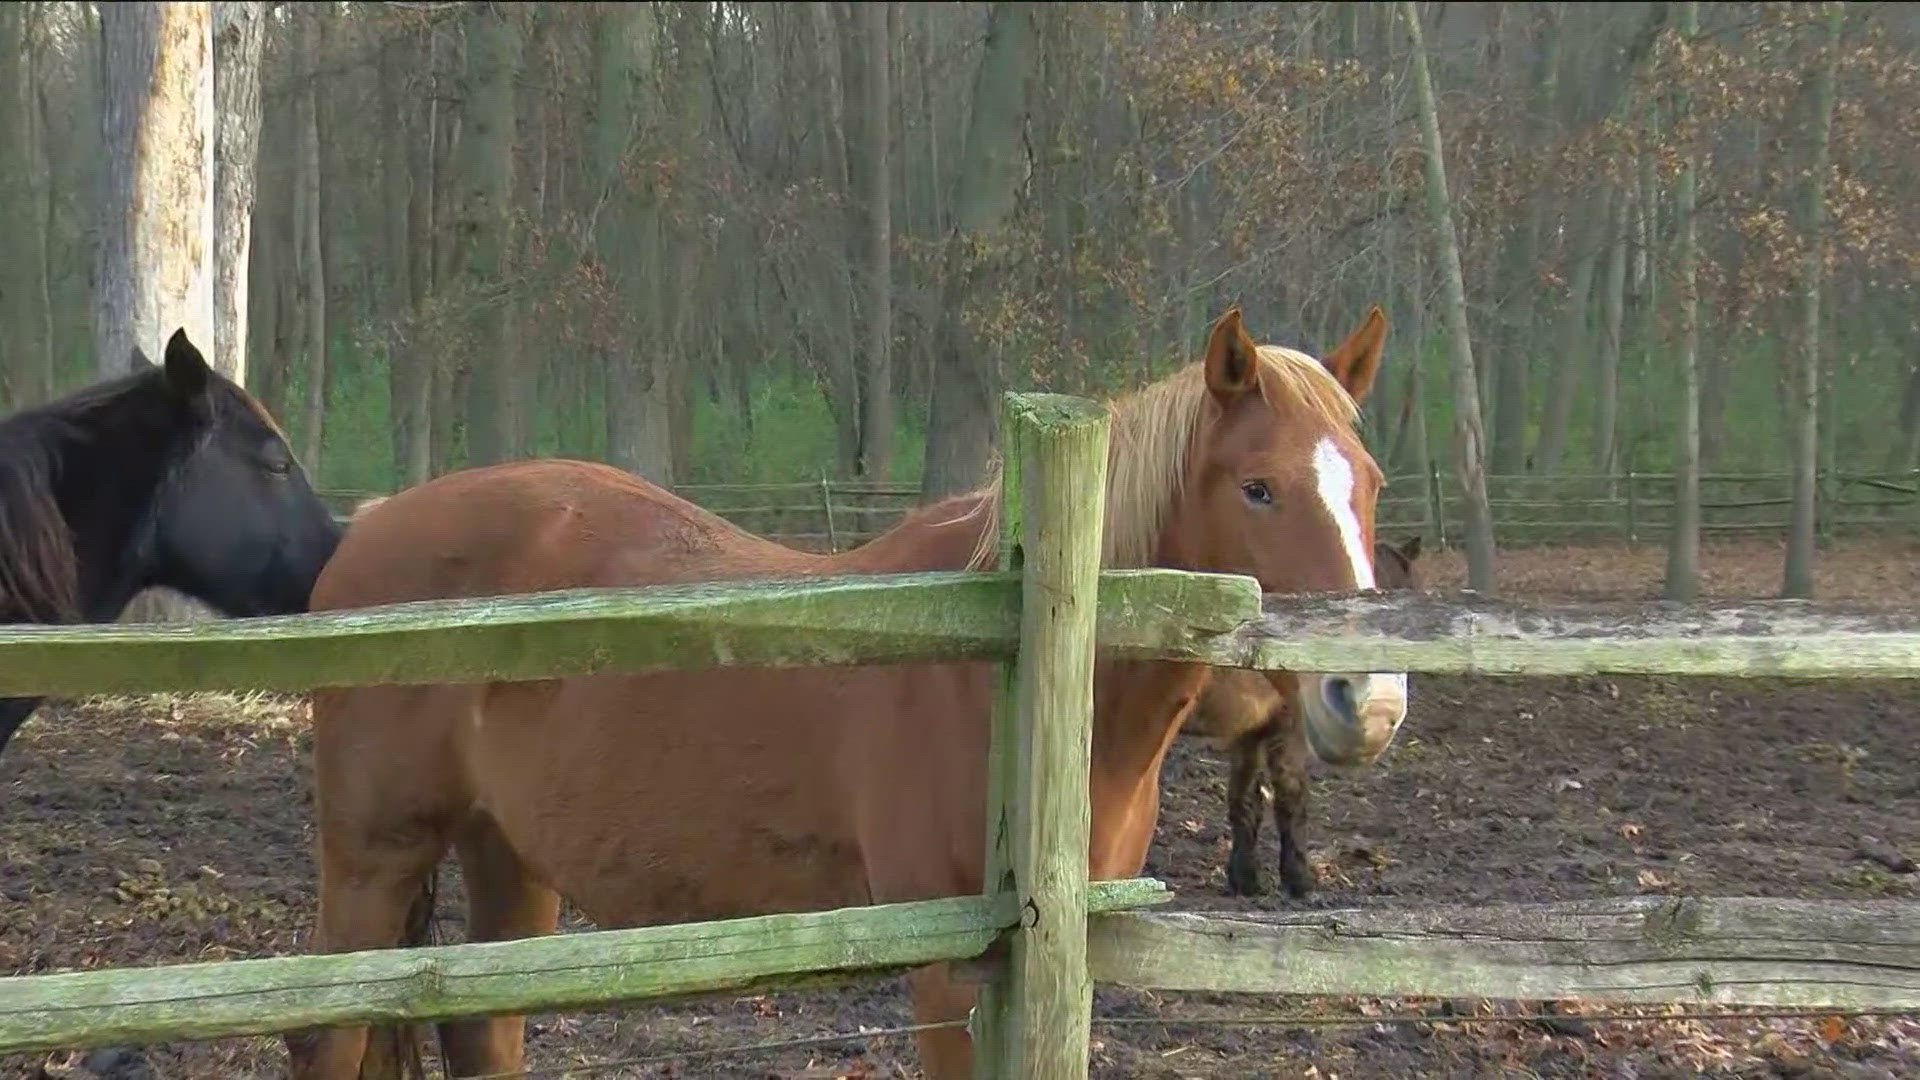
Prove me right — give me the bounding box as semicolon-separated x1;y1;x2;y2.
8;394;1920;1078
325;467;1920;551
1393;468;1920;545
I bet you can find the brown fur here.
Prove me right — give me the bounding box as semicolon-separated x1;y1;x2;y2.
1184;535;1424;898
285;307;1395;1079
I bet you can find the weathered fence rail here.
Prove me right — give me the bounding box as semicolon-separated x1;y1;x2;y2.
1090;897;1920;1010
0;569;1254;697
0;882;1170;1056
1229;592;1920;678
8;396;1919;1077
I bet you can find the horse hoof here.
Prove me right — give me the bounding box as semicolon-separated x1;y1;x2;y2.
1279;862;1317;900
1225;858;1265;897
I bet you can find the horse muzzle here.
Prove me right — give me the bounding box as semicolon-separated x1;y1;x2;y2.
1293;671;1408;767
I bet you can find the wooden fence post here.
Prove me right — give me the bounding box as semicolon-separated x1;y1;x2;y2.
973;392;1108;1080
1818;467;1837;546
821;476;839;552
1625;471;1638;542
1426;460;1446;549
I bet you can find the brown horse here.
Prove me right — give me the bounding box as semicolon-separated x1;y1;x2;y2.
286;307;1407;1079
1185;535;1424;899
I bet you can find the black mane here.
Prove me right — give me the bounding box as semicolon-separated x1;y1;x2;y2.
0;363;240;626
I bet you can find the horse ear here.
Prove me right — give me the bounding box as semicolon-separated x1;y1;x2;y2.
1203;307;1261;402
162;328;212;404
1323;305;1387;403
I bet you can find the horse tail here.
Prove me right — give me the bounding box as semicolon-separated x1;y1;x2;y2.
359;865;438;1079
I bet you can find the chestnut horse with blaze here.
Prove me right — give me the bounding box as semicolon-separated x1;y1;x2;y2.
286;308;1409;1078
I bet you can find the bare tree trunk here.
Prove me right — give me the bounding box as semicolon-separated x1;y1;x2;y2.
382;32;431;489
210;1;262;383
1490;10;1560;476
857;1;894;480
1664;1;1701;602
1394;264;1432;485
1595;187;1628;479
0;5;31;407
921;1;1036;500
1627;122;1661;474
95;2;214;374
594;3;673;485
458;2;522;468
1402;1;1495;591
252;90;293;420
25;24;55;403
811;3;861;477
1533;192;1607;475
294;27;326;474
1784;2;1844;599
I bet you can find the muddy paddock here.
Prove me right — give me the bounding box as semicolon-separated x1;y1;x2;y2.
5;538;1920;1078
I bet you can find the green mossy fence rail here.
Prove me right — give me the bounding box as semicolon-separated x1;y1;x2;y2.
5;393;1919;1079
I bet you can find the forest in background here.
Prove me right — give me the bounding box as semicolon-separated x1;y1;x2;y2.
1;1;1915;511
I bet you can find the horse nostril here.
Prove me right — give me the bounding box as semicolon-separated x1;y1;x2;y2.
1323;676;1356;721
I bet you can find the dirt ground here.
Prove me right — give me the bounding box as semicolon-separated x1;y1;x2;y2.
5;537;1920;1079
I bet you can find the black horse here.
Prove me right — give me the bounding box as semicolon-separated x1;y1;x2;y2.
0;328;343;757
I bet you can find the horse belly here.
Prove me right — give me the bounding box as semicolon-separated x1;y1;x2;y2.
465;670;872;929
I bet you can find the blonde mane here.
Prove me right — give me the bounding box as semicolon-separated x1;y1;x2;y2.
959;345;1360;571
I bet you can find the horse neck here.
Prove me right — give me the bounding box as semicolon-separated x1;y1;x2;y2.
38;398;181;619
1085;657;1208;876
821;491;994;574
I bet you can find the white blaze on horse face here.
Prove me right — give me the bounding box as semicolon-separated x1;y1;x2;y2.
1299;435;1409;767
1312;437;1374;590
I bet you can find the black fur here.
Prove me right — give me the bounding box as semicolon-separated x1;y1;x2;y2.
0;330;341;756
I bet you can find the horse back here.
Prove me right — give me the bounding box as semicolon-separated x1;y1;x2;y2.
312;459;817;610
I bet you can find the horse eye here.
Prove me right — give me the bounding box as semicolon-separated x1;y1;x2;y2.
1240;480;1273;506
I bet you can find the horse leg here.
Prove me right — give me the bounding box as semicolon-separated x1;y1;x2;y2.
437;819;562;1077
1266;708;1317;899
1223;728;1270;896
0;697;44;759
286;830;444;1080
908;962;978;1080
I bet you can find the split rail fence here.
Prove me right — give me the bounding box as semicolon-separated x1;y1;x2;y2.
325;467;1920;551
8;391;1920;1078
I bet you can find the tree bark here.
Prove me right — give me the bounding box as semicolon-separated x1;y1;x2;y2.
1783;3;1845;599
594;3;674;485
210;1;262;384
811;3;861;477
0;5;37;407
1402;1;1495;592
1664;1;1701;602
921;1;1036;500
25;22;55;404
458;2;523;468
1532;190;1607;475
381;31;431;488
857;1;894;480
294;18;326;474
251;90;293;420
1489;10;1561;476
95;2;214;375
1595;187;1628;479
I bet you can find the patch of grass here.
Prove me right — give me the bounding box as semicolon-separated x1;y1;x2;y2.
76;691;308;734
